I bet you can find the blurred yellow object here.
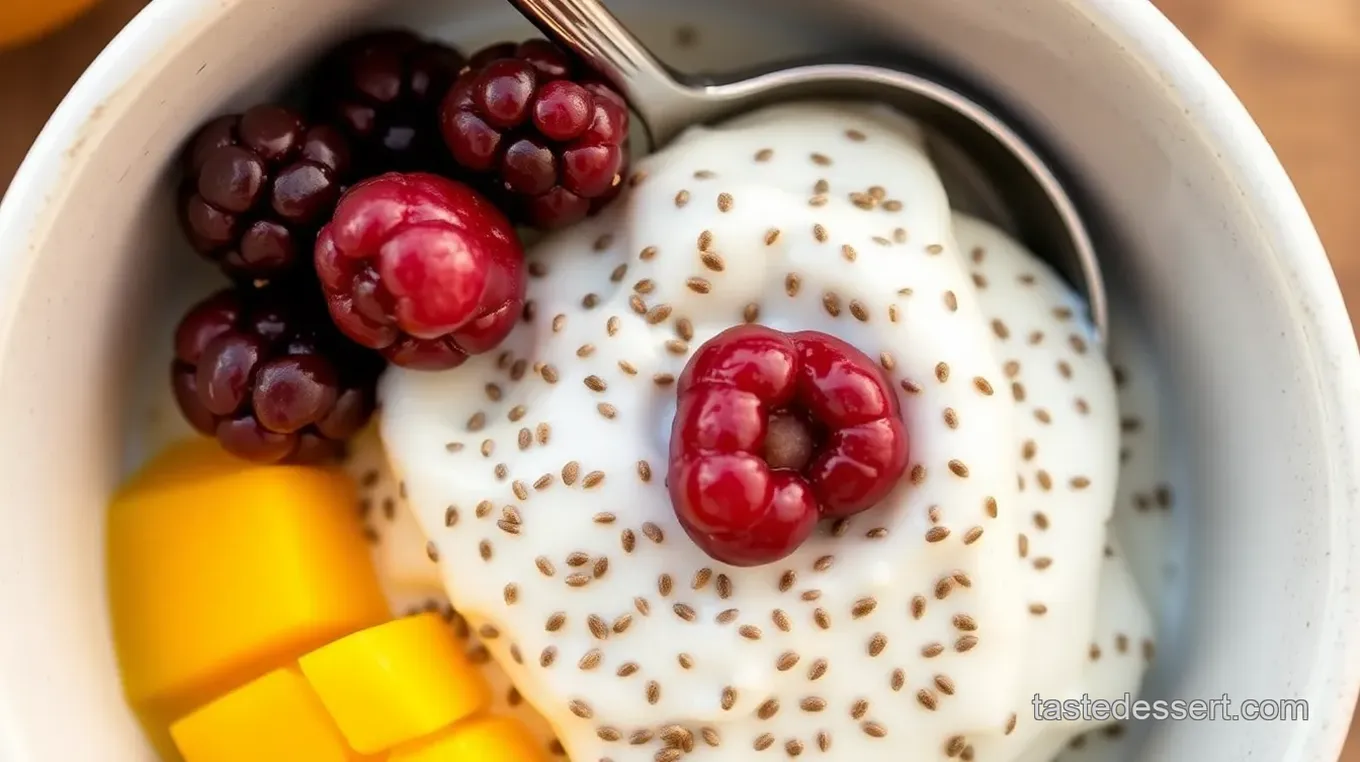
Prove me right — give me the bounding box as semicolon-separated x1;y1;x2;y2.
108;438;389;757
298;614;492;754
169;667;367;762
387;717;546;762
0;0;103;49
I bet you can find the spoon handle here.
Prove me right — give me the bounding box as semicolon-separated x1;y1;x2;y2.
506;0;711;144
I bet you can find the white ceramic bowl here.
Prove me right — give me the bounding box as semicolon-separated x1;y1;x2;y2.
0;0;1357;760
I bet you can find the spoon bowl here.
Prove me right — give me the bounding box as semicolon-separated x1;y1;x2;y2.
510;0;1109;345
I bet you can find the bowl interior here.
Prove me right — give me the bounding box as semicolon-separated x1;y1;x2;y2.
0;0;1353;760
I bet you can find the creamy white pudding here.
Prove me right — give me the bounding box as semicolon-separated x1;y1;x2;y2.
373;101;1153;761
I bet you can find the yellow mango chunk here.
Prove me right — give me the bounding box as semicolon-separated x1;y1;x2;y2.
108;439;389;753
170;667;366;762
388;717;546;762
298;613;491;753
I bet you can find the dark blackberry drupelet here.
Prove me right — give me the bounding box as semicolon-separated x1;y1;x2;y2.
439;39;630;229
171;282;383;464
315;30;467;175
179;105;352;280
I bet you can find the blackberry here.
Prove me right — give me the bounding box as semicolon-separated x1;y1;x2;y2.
180;104;352;279
315;30;466;175
439;39;630;229
171;281;383;464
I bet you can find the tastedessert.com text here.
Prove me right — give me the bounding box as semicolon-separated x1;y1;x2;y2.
1032;693;1309;722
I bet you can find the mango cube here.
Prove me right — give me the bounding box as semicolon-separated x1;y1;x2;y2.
169;667;362;762
298;613;491;753
108;439;389;751
388;717;546;762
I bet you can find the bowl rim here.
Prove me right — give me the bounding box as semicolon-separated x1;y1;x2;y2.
0;0;1355;759
1092;3;1360;759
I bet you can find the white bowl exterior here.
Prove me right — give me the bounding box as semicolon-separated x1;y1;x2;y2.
0;0;1355;761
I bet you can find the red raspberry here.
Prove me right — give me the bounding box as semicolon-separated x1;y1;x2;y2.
314;172;525;370
171;283;383;464
179;104;352;279
314;30;466;175
438;39;629;229
668;325;910;566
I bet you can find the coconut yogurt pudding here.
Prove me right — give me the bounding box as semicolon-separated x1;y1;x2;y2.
378;101;1155;761
104;26;1175;762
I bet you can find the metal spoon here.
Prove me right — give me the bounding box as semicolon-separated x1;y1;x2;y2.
508;0;1109;345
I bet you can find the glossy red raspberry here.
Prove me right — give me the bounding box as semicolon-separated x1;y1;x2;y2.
438;39;629;229
668;325;910;566
171;282;383;464
180;104;352;279
315;30;466;175
314;172;525;370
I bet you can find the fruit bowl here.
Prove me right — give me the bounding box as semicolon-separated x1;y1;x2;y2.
0;0;1356;760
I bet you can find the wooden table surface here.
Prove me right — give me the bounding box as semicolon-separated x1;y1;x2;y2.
0;0;1357;756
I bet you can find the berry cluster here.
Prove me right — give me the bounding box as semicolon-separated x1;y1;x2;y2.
439;40;629;229
172;284;382;464
170;31;621;462
314;30;465;175
179;104;351;280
